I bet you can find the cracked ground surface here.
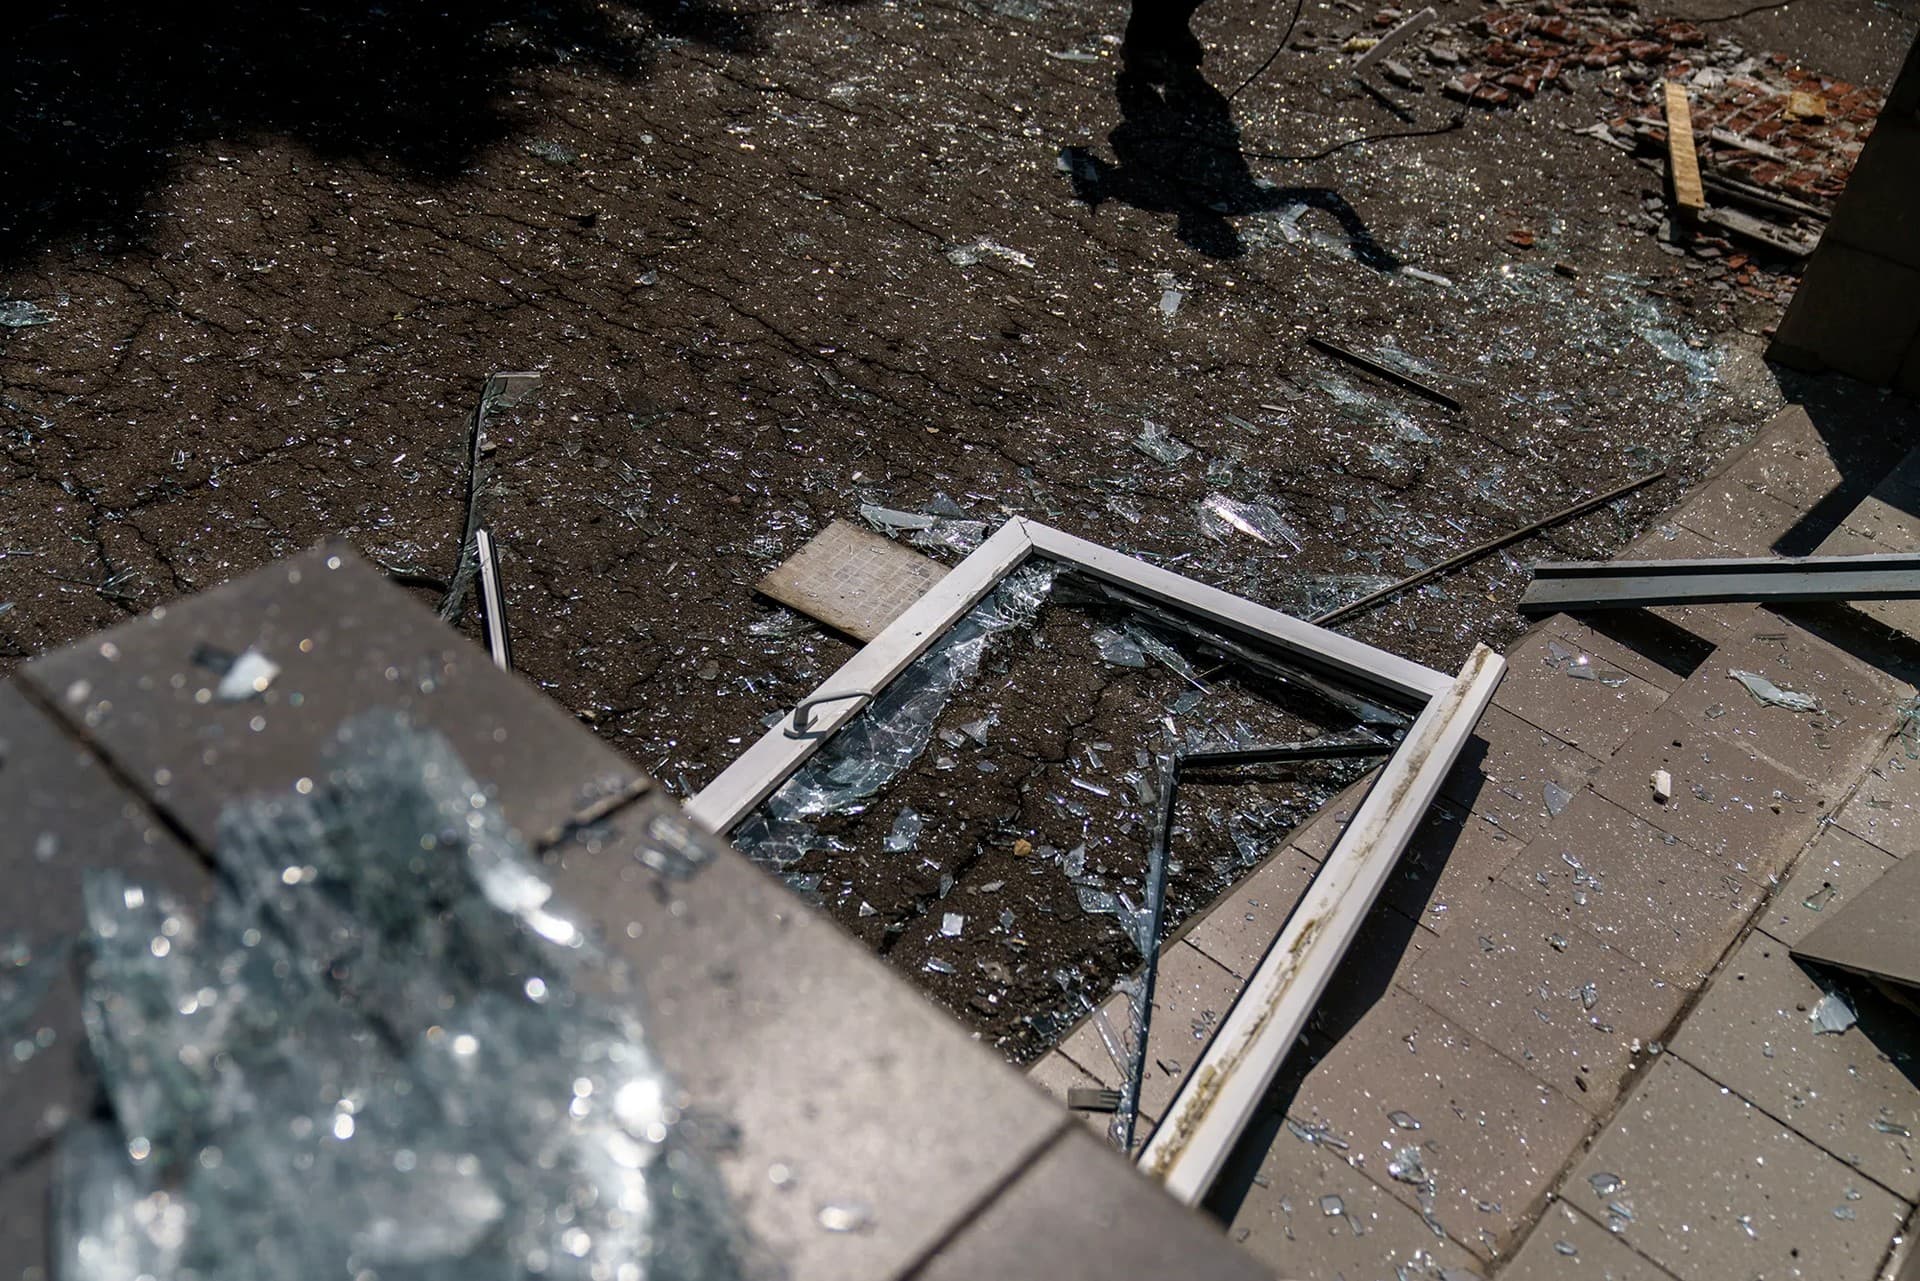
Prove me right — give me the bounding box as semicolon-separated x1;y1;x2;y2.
3;0;1917;1050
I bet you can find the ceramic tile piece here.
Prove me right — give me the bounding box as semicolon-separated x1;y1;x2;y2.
1672;934;1920;1201
756;519;948;642
1568;1056;1908;1281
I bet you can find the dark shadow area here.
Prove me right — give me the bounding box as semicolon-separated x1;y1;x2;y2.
1060;64;1401;266
0;0;764;265
1768;367;1920;557
1790;955;1920;1093
1581;609;1717;685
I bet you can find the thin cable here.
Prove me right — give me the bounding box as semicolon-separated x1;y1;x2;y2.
1237;111;1467;161
1227;0;1310;99
1694;0;1801;19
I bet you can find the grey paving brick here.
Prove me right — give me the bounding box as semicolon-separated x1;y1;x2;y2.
1306;901;1438;1053
1439;706;1604;850
1835;742;1920;858
1054;989;1134;1092
1290;769;1380;862
1499;788;1764;989
1182;845;1318;980
1700;404;1847;514
1759;824;1899;948
1567;1056;1909;1281
20;546;643;854
1660;625;1912;801
1493;621;1672;757
1386;801;1528;934
1025;1049;1130;1142
1225;1129;1487;1281
1671;933;1920;1201
911;1129;1271;1281
1285;986;1591;1261
1669;472;1807;557
542;792;1068;1281
0;681;209;1167
1593;712;1825;885
1501;1200;1679;1281
1400;882;1684;1117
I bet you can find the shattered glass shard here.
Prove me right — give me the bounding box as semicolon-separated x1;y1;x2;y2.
1729;669;1821;713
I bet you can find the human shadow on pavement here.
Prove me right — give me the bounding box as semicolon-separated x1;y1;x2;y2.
1061;64;1401;268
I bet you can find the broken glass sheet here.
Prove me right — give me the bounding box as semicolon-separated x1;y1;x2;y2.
1197;494;1302;551
1729;669;1821;713
1133;421;1194;466
0;300;56;328
1092;626;1148;668
858;504;938;534
884;807;924;853
908;520;988;556
1809;990;1858;1035
1544;780;1574;817
731;564;1054;869
63;710;753;1281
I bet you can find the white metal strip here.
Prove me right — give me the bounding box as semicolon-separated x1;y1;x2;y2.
1136;643;1506;1203
1023;523;1449;705
685;519;1036;833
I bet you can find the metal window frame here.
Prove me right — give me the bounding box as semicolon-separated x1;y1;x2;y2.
685;518;1503;1205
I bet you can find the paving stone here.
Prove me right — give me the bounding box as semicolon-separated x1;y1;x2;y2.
1055;989;1134;1092
19;546;643;855
1660;625;1912;800
1290;768;1380;862
1025;1049;1132;1141
1306;900;1438;1053
1439;705;1604;849
1499;789;1766;988
1285;986;1591;1261
1567;1055;1909;1281
1670;933;1920;1201
1135;940;1243;1123
1501;1199;1679;1281
1824;493;1920;553
1226;1127;1488;1280
0;1151;49;1281
1835;741;1920;858
1702;404;1847;514
541;792;1068;1281
1182;845;1318;980
0;681;210;1168
912;1129;1271;1281
1593;711;1825;885
1759;824;1899;948
1400;882;1683;1117
1772;240;1920;386
1669;471;1808;556
1386;801;1528;933
1493;621;1671;756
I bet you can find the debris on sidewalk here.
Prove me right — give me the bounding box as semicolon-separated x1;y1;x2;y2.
1729;668;1821;713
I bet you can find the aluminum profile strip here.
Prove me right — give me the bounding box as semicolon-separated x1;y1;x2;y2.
1136;643;1506;1204
1521;552;1920;613
1024;524;1449;706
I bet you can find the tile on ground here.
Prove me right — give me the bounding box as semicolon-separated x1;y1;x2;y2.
1384;801;1529;934
1181;845;1318;980
1593;712;1825;885
1835;744;1920;858
1439;706;1604;848
1568;1056;1909;1281
1759;824;1899;948
1501;1199;1680;1281
1670;933;1920;1201
0;1151;49;1281
912;1129;1271;1281
1284;987;1591;1260
1500;789;1765;988
543;793;1068;1281
1223;1127;1488;1281
1668;470;1808;556
1290;768;1380;862
1400;883;1684;1116
1054;989;1134;1091
1305;900;1437;1053
1661;625;1911;800
19;546;645;854
1704;404;1846;514
1493;621;1671;756
1026;1050;1135;1141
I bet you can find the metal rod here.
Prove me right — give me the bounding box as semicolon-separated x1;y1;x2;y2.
474;528;512;672
1521;553;1920;613
1306;336;1461;411
1176;740;1394;769
1313;468;1668;626
1117;752;1181;1153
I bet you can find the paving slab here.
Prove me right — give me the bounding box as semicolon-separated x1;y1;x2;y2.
1567;1055;1910;1281
1661;624;1911;800
1794;850;1920;992
541;791;1069;1281
0;1151;49;1281
1306;900;1438;1053
19;546;644;854
1290;768;1381;862
1284;986;1592;1261
1835;742;1920;858
1493;620;1673;756
911;1129;1271;1281
1400;882;1684;1117
1026;1049;1128;1141
1700;404;1848;514
1671;933;1920;1201
1759;823;1899;948
1500;788;1766;988
1500;1199;1680;1281
1384;800;1529;934
1439;706;1605;850
1668;472;1807;557
1182;844;1318;980
0;681;209;1168
1593;711;1825;885
1054;988;1134;1092
1224;1126;1488;1281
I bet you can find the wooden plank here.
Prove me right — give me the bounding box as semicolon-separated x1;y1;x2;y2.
1665;80;1706;213
757;519;949;642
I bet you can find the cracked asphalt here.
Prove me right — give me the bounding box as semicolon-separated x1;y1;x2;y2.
3;0;1916;1050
